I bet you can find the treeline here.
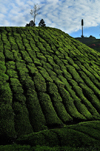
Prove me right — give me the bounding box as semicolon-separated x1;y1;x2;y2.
25;19;46;27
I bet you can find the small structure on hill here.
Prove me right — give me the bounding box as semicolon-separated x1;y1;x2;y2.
81;19;84;38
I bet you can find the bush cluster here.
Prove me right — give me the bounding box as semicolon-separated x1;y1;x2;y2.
25;19;46;27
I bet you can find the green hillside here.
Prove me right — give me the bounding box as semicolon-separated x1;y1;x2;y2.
0;26;100;151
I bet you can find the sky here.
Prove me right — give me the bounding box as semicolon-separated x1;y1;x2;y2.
1;0;100;39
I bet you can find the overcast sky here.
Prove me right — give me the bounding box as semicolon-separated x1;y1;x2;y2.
1;0;100;39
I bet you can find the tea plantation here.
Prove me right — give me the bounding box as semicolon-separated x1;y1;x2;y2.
0;26;100;151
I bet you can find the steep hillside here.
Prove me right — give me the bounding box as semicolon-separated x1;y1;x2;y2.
0;26;100;149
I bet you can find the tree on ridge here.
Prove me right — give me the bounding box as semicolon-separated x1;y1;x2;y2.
25;20;35;27
25;4;46;28
30;3;42;26
38;19;46;27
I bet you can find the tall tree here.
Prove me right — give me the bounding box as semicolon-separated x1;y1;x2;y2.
81;19;84;38
30;4;42;26
38;19;46;27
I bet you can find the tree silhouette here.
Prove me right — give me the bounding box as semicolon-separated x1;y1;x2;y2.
29;20;36;26
25;20;35;27
38;19;46;27
25;24;30;27
30;3;42;25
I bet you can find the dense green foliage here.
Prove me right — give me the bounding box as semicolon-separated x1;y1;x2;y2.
0;26;100;150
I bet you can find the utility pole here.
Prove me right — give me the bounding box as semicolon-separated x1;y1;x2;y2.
81;19;84;38
30;4;42;25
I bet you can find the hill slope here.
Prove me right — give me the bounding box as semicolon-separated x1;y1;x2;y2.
74;37;100;53
0;26;100;149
